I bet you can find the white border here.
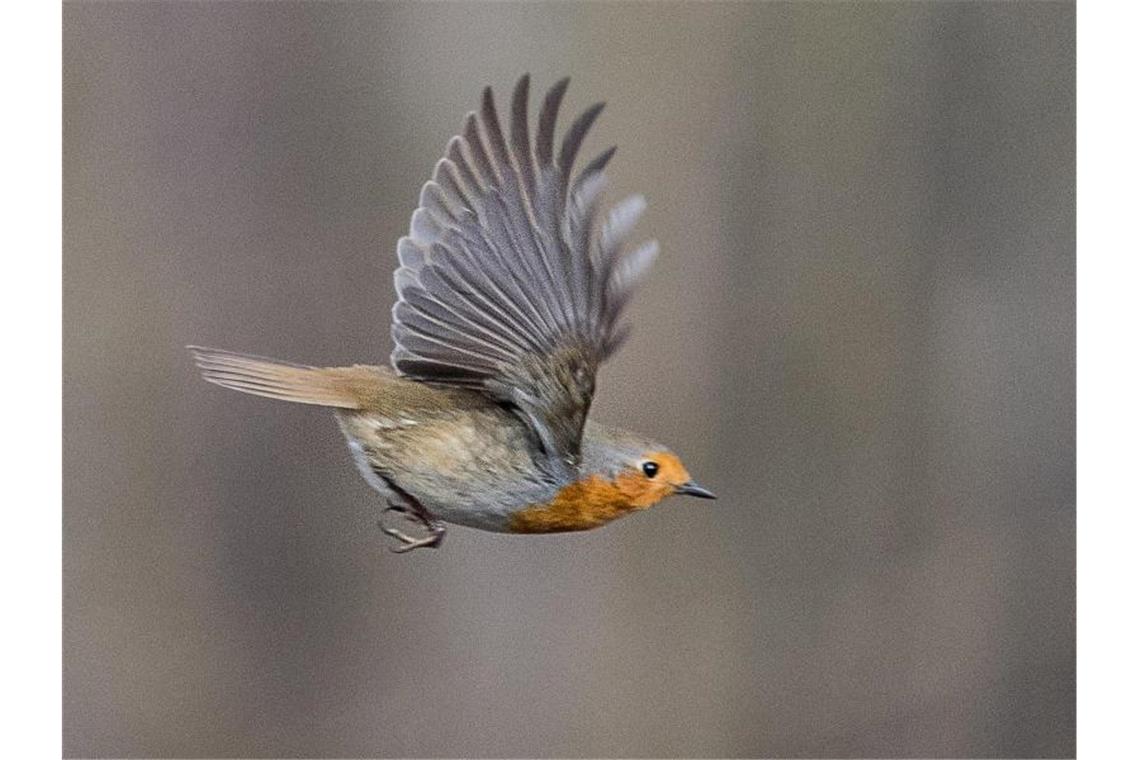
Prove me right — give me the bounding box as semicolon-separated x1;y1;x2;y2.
1078;2;1139;758
2;2;62;757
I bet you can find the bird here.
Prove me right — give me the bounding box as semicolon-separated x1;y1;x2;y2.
190;74;715;553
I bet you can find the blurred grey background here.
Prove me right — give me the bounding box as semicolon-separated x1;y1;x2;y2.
63;2;1074;757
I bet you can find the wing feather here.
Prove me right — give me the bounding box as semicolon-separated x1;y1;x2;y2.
390;76;657;475
510;74;538;200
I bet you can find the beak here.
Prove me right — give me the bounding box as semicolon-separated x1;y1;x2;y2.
675;481;717;500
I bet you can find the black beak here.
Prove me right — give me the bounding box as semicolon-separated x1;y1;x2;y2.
676;481;717;499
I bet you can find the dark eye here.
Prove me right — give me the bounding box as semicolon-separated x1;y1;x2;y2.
642;461;659;478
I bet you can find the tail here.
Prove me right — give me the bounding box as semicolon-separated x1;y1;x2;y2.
189;346;384;409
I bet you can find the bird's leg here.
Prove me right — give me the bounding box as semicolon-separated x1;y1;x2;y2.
377;492;446;553
381;498;409;516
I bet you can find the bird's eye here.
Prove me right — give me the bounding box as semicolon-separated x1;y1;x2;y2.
642;461;659;478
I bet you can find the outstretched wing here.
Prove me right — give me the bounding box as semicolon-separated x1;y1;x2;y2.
390;75;657;476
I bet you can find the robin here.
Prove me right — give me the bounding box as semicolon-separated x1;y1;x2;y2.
191;75;715;553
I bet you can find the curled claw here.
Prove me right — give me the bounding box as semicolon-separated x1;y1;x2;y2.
381;523;446;553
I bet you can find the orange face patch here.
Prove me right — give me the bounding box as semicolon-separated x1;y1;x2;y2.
508;451;692;533
615;451;691;508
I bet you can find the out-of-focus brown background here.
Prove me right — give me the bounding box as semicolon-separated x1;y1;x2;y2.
63;2;1074;757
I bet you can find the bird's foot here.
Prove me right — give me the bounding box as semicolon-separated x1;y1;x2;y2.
378;498;445;553
380;522;446;553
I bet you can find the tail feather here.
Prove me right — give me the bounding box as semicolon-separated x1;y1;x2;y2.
189;346;382;409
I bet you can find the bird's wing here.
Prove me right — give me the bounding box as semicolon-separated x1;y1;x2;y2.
390;75;656;476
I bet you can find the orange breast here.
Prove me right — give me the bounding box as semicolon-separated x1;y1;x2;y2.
508;476;639;533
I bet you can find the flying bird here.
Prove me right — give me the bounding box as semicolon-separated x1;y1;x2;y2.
191;75;715;552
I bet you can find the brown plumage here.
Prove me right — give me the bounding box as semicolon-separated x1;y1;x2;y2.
191;76;715;552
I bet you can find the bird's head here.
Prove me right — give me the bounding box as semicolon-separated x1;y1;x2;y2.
611;450;717;508
508;424;717;534
582;423;716;510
